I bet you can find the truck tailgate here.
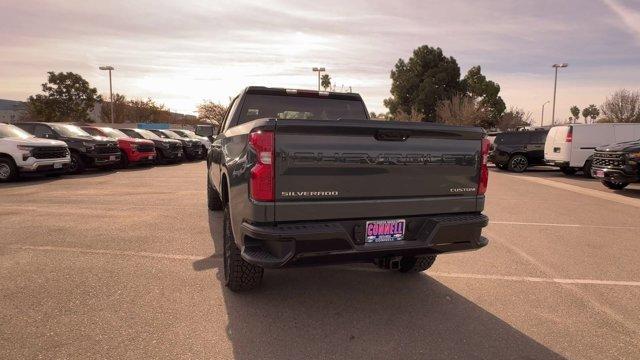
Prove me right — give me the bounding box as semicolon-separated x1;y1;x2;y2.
274;120;484;221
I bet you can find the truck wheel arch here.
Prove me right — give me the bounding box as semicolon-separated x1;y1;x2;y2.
221;174;229;204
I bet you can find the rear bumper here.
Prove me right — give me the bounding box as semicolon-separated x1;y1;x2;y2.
239;213;489;268
545;160;570;168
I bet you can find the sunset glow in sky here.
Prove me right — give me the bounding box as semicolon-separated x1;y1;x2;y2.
1;0;640;123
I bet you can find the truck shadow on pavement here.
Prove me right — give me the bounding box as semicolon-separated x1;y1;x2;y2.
198;211;565;360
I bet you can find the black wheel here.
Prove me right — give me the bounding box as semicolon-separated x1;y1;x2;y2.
0;157;18;182
560;167;577;176
207;173;224;211
582;159;593;178
601;180;629;190
507;154;528;172
120;150;130;168
223;205;263;292
154;150;165;165
399;255;437;273
69;152;85;173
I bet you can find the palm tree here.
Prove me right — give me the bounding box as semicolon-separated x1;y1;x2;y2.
321;74;331;91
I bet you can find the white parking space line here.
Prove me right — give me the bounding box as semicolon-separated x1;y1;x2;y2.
505;174;640;209
430;272;640;287
12;245;215;261
491;221;640;229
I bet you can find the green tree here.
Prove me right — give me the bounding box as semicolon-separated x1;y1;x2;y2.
583;104;599;123
100;93;128;123
384;45;462;121
197;100;227;124
320;74;331;91
27;71;101;122
461;66;505;128
570;106;580;123
127;98;167;123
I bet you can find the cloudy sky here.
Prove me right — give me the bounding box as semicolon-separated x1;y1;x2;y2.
1;0;639;123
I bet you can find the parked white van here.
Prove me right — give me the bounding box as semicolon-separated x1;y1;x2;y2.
544;123;640;176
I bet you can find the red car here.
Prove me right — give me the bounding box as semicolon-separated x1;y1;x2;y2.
81;126;156;167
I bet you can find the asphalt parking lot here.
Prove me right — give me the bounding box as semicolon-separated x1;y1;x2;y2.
1;163;640;359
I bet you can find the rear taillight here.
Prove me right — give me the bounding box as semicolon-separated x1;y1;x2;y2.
249;130;274;202
478;138;490;195
565;126;573;143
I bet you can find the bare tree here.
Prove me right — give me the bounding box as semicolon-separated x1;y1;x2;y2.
495;107;532;131
197;100;227;124
600;89;640;123
435;94;489;126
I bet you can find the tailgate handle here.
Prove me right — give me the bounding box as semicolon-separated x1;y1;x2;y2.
375;130;410;142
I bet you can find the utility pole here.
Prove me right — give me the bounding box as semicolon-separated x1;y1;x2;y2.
551;63;568;125
312;67;325;91
99;66;115;123
541;100;550;127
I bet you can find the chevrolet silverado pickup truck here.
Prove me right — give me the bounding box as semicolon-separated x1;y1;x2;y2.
591;139;640;190
207;87;490;291
149;129;204;160
0;123;70;181
16;122;120;173
120;128;184;164
81;126;156;168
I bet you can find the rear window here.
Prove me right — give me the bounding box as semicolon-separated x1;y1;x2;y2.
237;94;368;125
496;133;527;145
530;131;548;144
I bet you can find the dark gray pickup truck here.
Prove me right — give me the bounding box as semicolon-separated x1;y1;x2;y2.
207;86;490;291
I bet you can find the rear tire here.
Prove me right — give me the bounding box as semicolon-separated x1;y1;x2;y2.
207;173;224;211
582;159;593;178
0;157;18;182
602;180;629;190
507;154;528;172
399;255;437;273
155;150;165;165
223;205;263;292
560;167;577;176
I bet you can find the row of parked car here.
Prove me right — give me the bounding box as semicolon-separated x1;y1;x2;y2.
0;122;211;182
489;123;640;190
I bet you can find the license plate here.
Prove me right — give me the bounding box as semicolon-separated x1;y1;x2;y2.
109;155;116;161
148;156;153;160
596;170;604;178
53;163;62;169
365;219;406;243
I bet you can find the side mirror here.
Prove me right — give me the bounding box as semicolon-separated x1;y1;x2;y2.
197;125;220;137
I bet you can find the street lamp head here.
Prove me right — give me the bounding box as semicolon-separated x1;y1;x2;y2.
552;63;568;68
99;66;114;71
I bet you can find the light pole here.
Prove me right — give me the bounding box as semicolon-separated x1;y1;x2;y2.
312;67;325;91
541;100;550;127
99;66;115;123
551;63;568;125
